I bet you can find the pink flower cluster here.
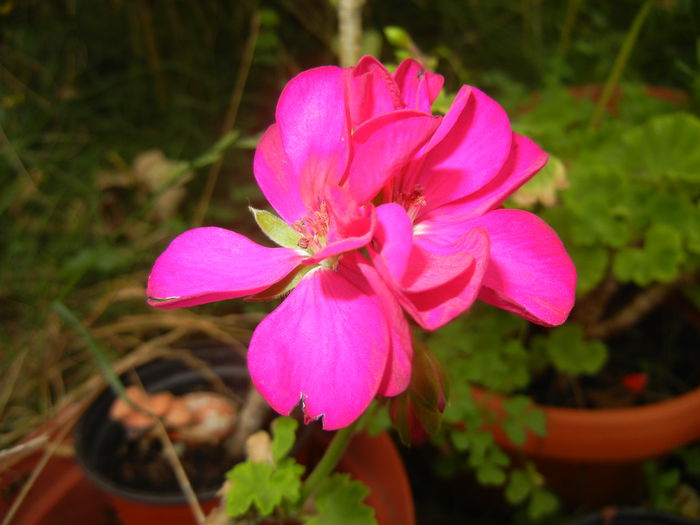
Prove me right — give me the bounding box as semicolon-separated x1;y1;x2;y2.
147;57;576;430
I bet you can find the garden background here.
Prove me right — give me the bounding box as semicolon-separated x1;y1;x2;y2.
2;0;700;523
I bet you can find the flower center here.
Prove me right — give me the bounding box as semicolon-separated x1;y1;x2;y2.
293;202;330;253
396;185;426;222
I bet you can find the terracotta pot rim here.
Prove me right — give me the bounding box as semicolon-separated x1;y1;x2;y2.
473;382;700;462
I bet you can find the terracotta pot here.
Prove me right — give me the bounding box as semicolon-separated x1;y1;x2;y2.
74;345;247;525
74;345;414;525
334;431;415;525
473;384;700;507
0;451;111;525
475;385;700;463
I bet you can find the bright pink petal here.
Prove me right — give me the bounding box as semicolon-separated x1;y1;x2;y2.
345;253;413;397
372;203;414;283
409;86;513;215
392;58;444;113
347;110;439;204
345;56;404;129
401;232;477;293
147;227;303;308
469;209;576;326
422;133;548;223
247;265;390;430
390;227;490;331
253;124;305;223
275;66;350;209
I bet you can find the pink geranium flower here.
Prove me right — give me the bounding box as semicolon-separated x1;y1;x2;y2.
148;57;576;430
148;65;438;429
348;57;576;330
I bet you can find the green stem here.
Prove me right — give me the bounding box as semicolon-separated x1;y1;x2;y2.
299;405;373;502
589;0;654;130
52;301;127;398
557;0;582;59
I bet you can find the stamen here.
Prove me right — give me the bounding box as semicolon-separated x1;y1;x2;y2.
293;202;330;253
396;185;427;222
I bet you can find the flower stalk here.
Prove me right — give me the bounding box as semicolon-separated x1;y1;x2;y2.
299;405;370;503
589;0;654;130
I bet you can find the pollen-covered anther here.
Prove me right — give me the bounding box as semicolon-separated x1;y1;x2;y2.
293;202;330;253
396;185;427;222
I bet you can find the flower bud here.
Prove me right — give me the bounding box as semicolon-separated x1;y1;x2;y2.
390;340;448;445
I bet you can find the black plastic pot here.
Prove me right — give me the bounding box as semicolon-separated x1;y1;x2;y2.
569;507;699;525
74;344;249;525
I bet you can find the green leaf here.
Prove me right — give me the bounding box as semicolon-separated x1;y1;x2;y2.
304;474;376;525
621;113;700;183
569;245;608;294
536;324;608;375
475;462;506;486
505;470;533;505
251;207;302;249
364;403;391;436
383;26;411;49
527;488;559;520
613;224;684;285
509;155;568;209
501;395;546;444
271;417;298;464
225;458;304;518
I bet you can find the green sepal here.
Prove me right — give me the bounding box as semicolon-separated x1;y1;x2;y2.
247;265;314;301
251;207;302;249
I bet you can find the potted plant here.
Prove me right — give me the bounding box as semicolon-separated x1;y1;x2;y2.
427;78;700;516
73;343;415;525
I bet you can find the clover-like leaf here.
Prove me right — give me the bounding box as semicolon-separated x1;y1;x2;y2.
304;473;376;525
475;461;507;486
502;395;547;444
527;488;559;520
535;324;608;376
505;469;533;505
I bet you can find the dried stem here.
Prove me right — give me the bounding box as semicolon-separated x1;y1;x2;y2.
1;415;75;525
337;0;365;67
585;272;697;340
226;386;271;458
572;272;620;328
135;0;167;105
155;417;206;523
192;12;261;227
127;373;206;525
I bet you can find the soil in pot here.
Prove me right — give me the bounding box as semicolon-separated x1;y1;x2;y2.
529;294;700;410
75;344;251;524
105;436;237;495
